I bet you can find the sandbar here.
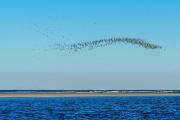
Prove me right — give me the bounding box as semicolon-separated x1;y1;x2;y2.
0;93;180;98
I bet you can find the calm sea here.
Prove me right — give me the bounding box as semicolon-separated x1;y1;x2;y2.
0;96;179;120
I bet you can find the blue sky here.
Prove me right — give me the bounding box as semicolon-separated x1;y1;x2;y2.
0;0;180;90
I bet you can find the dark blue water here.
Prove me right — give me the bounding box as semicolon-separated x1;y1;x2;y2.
0;96;179;120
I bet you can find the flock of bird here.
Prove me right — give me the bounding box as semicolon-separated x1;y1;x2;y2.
55;37;162;52
33;24;162;52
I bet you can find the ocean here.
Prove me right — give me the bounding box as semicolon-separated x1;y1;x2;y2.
0;96;180;120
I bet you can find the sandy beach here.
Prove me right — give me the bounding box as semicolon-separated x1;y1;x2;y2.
0;93;180;98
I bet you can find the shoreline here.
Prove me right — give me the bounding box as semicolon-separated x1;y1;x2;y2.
0;93;180;98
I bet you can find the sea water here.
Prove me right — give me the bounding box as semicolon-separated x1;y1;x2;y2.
0;96;180;120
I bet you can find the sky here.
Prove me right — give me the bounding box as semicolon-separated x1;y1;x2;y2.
0;0;180;90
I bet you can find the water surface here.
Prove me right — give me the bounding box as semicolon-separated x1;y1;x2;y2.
0;96;180;120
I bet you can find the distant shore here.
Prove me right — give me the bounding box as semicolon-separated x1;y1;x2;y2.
0;93;180;98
